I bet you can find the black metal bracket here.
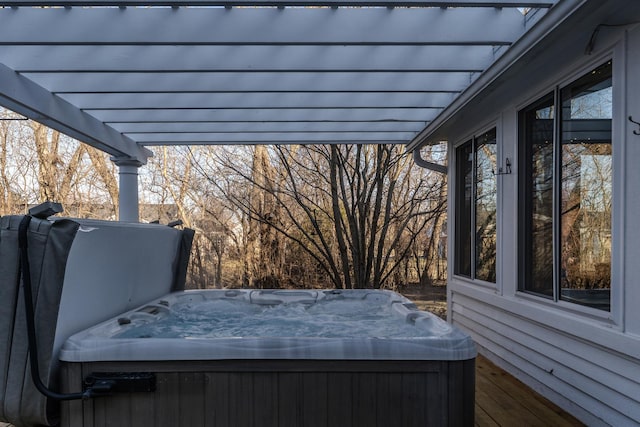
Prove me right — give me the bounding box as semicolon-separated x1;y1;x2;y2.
494;157;512;175
629;116;640;136
84;373;156;397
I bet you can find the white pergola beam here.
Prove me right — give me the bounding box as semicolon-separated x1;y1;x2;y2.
2;45;493;73
23;72;472;94
0;62;149;162
0;8;528;46
0;1;555;6
62;92;455;110
146;139;411;145
116;121;425;133
91;108;439;123
135;131;416;144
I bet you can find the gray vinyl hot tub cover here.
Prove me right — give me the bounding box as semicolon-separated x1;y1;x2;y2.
0;215;195;427
0;215;79;427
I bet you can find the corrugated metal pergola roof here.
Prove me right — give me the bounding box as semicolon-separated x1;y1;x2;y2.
0;0;562;163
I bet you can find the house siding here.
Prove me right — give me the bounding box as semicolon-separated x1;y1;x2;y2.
450;285;640;426
446;17;640;427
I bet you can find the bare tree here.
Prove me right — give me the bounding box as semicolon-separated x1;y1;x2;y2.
2;107;448;291
85;146;119;214
0;111;119;218
204;144;445;289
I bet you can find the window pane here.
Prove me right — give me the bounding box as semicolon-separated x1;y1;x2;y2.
521;95;554;297
475;129;497;282
560;62;612;311
455;141;473;277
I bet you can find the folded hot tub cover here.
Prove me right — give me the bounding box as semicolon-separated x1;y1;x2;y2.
0;215;79;427
1;213;196;427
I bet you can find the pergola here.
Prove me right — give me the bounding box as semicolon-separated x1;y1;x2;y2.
0;0;567;220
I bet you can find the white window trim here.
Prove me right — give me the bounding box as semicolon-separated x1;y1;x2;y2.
451;120;501;289
513;50;623;328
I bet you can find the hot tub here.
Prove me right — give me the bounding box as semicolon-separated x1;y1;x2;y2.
59;289;476;427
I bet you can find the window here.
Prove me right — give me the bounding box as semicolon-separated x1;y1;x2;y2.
519;61;612;311
455;128;497;283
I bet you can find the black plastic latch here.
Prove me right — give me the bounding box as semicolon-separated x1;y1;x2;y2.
28;201;63;219
84;372;156;397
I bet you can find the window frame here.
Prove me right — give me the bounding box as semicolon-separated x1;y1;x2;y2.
518;91;557;300
454;125;498;285
517;59;615;315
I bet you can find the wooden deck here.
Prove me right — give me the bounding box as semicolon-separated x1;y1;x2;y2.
475;354;584;427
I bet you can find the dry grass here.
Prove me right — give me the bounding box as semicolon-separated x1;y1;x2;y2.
399;281;448;319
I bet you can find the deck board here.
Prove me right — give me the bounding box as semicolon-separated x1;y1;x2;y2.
475;354;584;427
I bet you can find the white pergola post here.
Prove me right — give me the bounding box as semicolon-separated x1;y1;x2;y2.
112;157;142;222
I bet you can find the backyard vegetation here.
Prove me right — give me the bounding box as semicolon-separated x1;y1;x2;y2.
0;107;448;292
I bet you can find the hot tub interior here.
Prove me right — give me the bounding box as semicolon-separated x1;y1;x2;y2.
60;289;475;362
